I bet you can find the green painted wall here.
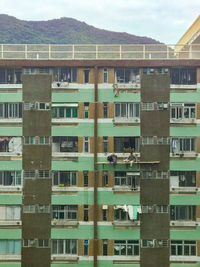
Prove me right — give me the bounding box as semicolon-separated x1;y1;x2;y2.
52;124;94;136
98;89;140;102
0;229;21;239
170;192;200;205
0;127;22;136
171;264;200;267
51;226;139;240
0;264;21;267
98;124;140;137
170;125;200;137
0;194;22;204
0;161;22;170
171;226;200;240
52;157;94;171
170;158;200;170
0;93;22;102
52;90;94;102
52;191;139;205
51;262;140;267
170;91;200;102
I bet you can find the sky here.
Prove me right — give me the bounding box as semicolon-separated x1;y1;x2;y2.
0;0;200;43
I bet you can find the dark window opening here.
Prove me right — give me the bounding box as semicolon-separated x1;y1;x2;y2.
52;137;78;152
114;137;140;153
170;68;196;85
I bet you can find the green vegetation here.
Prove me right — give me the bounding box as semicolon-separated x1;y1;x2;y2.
0;14;160;44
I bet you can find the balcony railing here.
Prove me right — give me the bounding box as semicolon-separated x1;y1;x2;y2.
0;44;200;60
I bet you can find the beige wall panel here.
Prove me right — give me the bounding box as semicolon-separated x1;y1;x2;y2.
98;137;103;153
78;68;84;84
197;68;200;83
78;205;83;221
197;172;200;188
89;240;94;256
197;103;200;119
98;103;103;118
90;137;94;154
98;69;103;83
88;171;94;187
78;239;83;256
98;240;103;255
108;240;114;256
197;240;200;256
108;171;114;187
108;137;114;153
108;205;114;221
89;205;94;221
196;206;200;221
108;68;115;83
78;103;84;119
90;68;95;84
78;137;83;153
196;137;200;153
78;171;83;187
89;103;94;119
108;103;114;118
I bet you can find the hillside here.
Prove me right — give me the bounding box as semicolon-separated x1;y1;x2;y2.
0;14;161;44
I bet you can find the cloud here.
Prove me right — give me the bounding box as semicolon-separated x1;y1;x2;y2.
0;0;200;43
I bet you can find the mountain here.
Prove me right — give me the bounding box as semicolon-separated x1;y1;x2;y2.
0;14;161;44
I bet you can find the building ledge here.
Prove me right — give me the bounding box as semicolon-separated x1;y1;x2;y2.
51;255;78;264
0;186;22;192
0;220;21;227
113;186;140;193
170;256;200;262
113;220;140;229
0;255;21;261
52;220;78;228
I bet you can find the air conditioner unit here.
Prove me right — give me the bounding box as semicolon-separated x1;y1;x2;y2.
147;240;154;247
29;239;36;247
157;240;163;247
163;103;168;109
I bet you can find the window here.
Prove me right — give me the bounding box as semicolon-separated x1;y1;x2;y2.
142;239;168;248
114;171;139;190
114;240;139;256
0;240;20;254
52;137;78;152
102;171;108;187
37;205;50;213
23;170;35;179
0;171;21;186
171;103;196;119
38;136;50;145
102;137;108;153
84;70;90;83
24;102;36;110
170;206;196;221
23;205;35;213
142;136;154;145
102;240;108;256
23;239;37;247
0;205;20;220
141;171;169;179
84;137;90;153
115;68;140;83
157;103;168;110
142;205;154;213
52;205;78;220
114;103;140;118
103;68;108;83
52;171;77;186
0;68;22;84
84;103;89;118
52;239;77;255
114;137;140;153
24;136;35;145
102;208;108;221
38;102;50;110
53;67;77;83
52;103;78;118
83;240;89;256
114;208;129;221
170;68;196;85
141;103;154;110
38;170;50;179
84;205;89;221
171;138;195;152
156;205;168;213
24;68;36;74
103;102;108;118
157;137;169;145
171;240;196;256
38;239;49;248
83;171;89;187
170;171;196;187
0;103;22;118
39;68;49;74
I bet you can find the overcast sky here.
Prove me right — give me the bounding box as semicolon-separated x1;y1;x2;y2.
0;0;200;43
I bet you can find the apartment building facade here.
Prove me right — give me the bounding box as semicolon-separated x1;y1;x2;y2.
0;18;200;267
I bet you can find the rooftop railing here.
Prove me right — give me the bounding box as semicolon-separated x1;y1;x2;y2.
0;44;200;60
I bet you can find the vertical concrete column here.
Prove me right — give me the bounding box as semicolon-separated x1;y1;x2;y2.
22;75;52;267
